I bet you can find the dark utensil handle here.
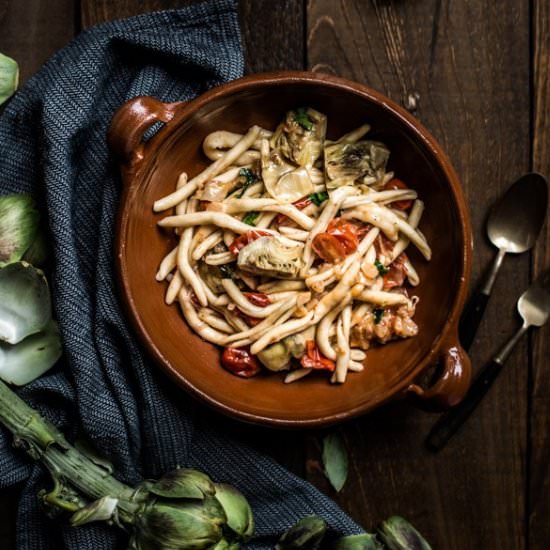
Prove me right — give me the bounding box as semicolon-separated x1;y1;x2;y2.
425;359;502;451
459;291;490;351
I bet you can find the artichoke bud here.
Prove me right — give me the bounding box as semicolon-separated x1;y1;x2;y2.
332;533;384;550
207;538;239;550
135;496;226;550
0;194;40;268
70;496;119;527
213;483;254;542
0;52;18;106
377;517;432;550
147;468;216;500
276;515;327;550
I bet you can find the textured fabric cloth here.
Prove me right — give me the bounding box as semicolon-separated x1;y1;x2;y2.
0;1;362;548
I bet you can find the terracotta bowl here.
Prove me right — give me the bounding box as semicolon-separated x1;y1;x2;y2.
109;72;472;428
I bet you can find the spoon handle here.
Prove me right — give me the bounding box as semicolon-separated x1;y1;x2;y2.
426;323;528;451
459;248;507;350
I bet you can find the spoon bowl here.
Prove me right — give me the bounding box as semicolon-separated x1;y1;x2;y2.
487;173;548;253
518;272;550;327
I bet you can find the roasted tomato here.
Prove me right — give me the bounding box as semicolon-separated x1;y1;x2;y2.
221;347;262;378
383;253;408;289
275;196;312;226
229;230;271;255
312;219;360;263
300;340;336;372
384;178;413;210
243;292;272;307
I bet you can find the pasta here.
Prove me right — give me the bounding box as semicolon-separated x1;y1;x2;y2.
155;107;431;383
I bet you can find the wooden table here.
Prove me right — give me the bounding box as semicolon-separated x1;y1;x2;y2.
1;1;548;549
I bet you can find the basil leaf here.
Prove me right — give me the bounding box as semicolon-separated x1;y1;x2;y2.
374;308;384;324
0;52;18;106
322;432;348;492
374;259;389;276
237;168;258;198
293;107;314;131
242;211;259;226
309;191;329;206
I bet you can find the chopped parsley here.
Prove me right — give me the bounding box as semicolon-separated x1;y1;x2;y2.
373;308;384;324
242;211;260;226
219;264;235;279
237;168;258;198
374;259;389;276
309;191;329;206
293;107;314;131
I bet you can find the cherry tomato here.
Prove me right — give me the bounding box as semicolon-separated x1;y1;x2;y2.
312;219;360;263
300;340;336;372
221;347;262;378
383;253;408;289
384;178;413;210
243;292;272;307
229;230;271;255
275;196;312;226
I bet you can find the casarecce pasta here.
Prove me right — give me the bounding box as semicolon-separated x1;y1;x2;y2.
154;107;431;384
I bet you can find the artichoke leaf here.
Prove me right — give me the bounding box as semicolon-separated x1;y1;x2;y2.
70;496;119;527
148;468;216;500
0;194;40;268
0;52;18;106
0;320;61;386
377;516;432;550
271;108;327;168
0;262;52;345
214;483;254;542
332;534;384;550
276;516;327;550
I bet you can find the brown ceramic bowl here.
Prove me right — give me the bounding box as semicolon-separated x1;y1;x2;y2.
109;72;472;428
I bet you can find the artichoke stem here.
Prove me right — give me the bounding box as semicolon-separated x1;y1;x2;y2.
0;379;139;522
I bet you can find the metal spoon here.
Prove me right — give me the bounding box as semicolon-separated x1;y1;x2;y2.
459;173;548;350
426;271;550;451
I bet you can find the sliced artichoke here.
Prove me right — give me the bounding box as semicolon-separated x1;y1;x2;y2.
261;147;295;203
0;194;40;268
0;262;51;344
0;52;18;106
237;236;302;279
324;140;390;189
271;108;327;167
257;326;315;372
269;168;314;204
0;320;61;386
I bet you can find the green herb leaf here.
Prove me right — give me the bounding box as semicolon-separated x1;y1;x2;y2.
242;211;260;226
374;259;389;276
293;107;314;131
322;432;348;492
373;308;384;325
237;168;258;198
0;52;19;106
309;191;329;206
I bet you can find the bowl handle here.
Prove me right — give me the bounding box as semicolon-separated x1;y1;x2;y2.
406;332;472;411
108;96;188;171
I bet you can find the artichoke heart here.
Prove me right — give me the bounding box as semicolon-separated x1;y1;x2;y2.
271;108;327;167
237;236;302;279
257;327;314;372
266;167;314;204
324;140;390;189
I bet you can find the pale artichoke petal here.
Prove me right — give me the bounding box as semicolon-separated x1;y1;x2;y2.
214;483;254;542
148;468;216;500
377;517;432;550
276;516;327;550
332;534;384;550
70;496;119;527
0;320;61;386
0;262;52;344
267;168;314;204
0;194;40;268
0;52;18;106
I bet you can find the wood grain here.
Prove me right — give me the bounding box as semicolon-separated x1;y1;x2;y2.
307;1;530;548
529;1;550;548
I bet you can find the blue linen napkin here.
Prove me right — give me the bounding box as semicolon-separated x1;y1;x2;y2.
0;0;362;548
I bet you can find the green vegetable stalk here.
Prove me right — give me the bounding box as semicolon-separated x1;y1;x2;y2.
0;378;254;549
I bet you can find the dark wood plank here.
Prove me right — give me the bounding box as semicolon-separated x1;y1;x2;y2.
307;1;530;548
529;2;550;548
0;3;76;547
